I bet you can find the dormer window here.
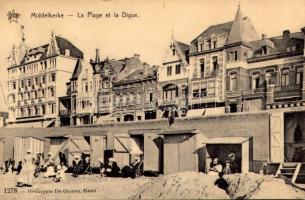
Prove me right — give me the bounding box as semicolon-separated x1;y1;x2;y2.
207;39;212;49
172;48;176;56
262;46;268;55
198;41;204;52
212;39;217;49
65;49;70;56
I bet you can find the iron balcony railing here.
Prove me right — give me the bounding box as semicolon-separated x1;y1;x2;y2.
274;84;301;92
274;84;302;99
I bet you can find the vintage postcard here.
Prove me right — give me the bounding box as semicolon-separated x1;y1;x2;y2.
0;0;305;199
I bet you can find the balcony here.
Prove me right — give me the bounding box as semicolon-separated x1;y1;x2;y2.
144;102;157;110
274;84;302;100
99;106;111;113
160;99;178;106
226;87;266;98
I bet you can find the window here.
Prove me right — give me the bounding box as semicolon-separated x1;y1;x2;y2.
234;51;238;61
296;68;303;85
230;73;237;90
34;77;38;85
41;89;45;98
50;88;55;97
42;75;46;84
42;105;46;115
167;66;172;76
149;93;153;102
27;79;31;86
20;108;24;117
200;88;207;97
28;107;31;116
200;59;205;78
51;73;56;82
252;75;260;89
65;49;70;56
193;89;199;97
296;43;301;51
212;56;218;71
199;42;203;52
85;82;88;92
262;46;268;55
12;82;16;90
212;40;217;49
172;48;175;56
207;39;211;49
35;107;38;115
175;64;181;75
281;69;290;86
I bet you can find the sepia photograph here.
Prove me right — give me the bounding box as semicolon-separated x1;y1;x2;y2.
0;0;305;199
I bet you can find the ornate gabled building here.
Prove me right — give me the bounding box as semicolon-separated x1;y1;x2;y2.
112;57;158;122
7;28;83;127
223;7;305;113
188;21;230;115
186;6;260;116
157;35;190;117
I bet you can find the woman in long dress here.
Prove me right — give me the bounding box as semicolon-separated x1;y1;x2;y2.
44;153;56;178
208;157;223;176
16;150;35;187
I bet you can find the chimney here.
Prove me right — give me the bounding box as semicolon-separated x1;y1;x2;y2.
283;30;290;43
134;54;140;59
95;48;100;63
262;34;267;40
143;62;150;76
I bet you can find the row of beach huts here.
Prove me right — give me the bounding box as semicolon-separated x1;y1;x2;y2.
0;128;252;174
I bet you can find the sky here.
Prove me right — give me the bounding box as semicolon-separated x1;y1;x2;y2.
0;0;304;111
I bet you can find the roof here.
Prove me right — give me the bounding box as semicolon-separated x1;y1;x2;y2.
226;6;259;45
191;21;233;43
174;40;190;65
206;136;250;144
70;58;82;80
55;36;83;59
249;31;304;57
159;129;198;135
116;65;157;84
19;35;83;65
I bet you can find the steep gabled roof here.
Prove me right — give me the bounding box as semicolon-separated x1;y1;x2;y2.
191;21;233;43
70;58;82;81
115;66;157;84
55;36;83;59
173;40;190;66
19;35;83;65
115;56;144;82
226;6;259;45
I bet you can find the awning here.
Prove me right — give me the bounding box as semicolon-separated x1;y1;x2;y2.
205;136;250;144
130;137;143;155
159;129;198;135
69;136;91;154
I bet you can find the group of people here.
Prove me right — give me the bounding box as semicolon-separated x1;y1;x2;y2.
208;152;241;176
208;152;241;194
14;150;69;187
99;157;143;178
